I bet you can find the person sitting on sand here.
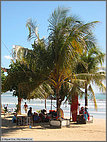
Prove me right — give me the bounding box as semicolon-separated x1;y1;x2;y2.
39;109;49;122
39;109;46;122
24;102;28;113
84;107;90;121
79;106;90;121
33;112;40;123
28;107;33;117
48;110;57;119
79;107;85;115
12;113;17;123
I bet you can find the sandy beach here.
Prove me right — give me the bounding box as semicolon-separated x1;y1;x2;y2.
1;113;106;141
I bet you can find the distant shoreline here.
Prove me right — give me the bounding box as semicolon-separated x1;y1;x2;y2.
1;92;106;119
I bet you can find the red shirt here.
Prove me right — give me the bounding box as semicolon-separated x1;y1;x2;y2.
24;104;28;108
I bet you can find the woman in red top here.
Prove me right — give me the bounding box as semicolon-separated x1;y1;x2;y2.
24;102;28;113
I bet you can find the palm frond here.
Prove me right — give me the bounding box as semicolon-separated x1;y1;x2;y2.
88;85;97;110
26;18;39;41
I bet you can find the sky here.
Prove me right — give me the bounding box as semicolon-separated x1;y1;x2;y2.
1;1;106;93
1;1;106;69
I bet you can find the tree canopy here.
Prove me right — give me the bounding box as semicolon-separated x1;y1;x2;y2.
2;7;106;116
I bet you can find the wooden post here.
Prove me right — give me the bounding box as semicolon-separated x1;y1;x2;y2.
56;88;60;118
45;96;46;110
70;103;72;121
18;97;21;115
51;96;52;110
85;81;88;107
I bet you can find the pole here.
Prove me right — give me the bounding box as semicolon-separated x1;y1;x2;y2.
70;103;71;121
85;81;88;107
51;95;52;110
45;96;46;109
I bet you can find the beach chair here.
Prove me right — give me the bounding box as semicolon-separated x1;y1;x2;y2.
16;116;33;126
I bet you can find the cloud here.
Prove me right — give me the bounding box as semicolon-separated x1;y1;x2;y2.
4;55;13;60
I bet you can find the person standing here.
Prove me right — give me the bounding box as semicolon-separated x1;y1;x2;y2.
27;107;33;117
24;102;28;113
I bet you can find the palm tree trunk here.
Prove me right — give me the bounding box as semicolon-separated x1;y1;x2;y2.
70;103;72;121
85;81;88;107
51;97;52;110
71;93;78;122
56;88;60;118
18;97;21;115
45;96;46;109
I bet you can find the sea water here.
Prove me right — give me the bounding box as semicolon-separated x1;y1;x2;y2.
1;91;106;119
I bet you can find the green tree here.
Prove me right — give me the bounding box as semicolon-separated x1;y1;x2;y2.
65;47;105;121
1;68;6;85
25;7;101;118
74;46;106;109
30;81;54;109
47;7;100;117
2;61;37;114
1;68;6;111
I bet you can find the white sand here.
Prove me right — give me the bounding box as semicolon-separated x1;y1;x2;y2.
1;114;106;141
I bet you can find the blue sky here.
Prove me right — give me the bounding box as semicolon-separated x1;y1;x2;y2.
1;1;106;69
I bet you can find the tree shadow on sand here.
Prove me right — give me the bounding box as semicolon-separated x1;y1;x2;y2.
1;116;30;136
1;116;84;136
1;116;62;136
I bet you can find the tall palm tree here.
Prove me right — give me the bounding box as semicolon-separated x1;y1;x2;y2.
47;7;100;117
63;48;105;121
25;7;100;118
74;46;106;109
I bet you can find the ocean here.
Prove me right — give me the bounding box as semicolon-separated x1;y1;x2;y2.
1;91;106;119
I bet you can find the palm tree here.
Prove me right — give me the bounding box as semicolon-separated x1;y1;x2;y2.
30;81;54;109
47;7;101;117
25;7;101;118
63;47;105;121
74;46;106;109
12;45;29;62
